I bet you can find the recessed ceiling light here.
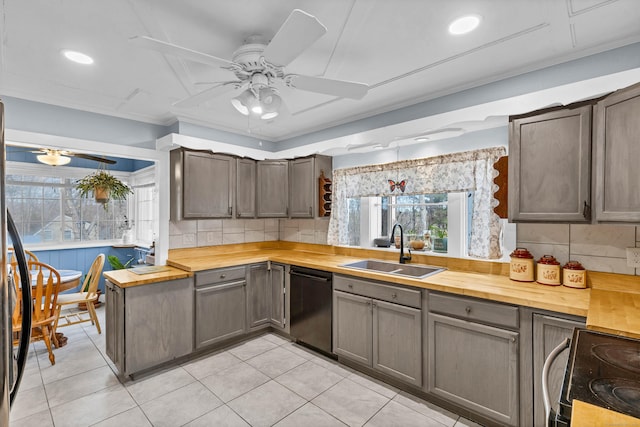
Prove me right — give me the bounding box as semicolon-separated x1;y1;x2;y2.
448;15;481;35
61;49;94;65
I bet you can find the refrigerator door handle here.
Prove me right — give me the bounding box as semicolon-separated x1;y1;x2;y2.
7;211;33;405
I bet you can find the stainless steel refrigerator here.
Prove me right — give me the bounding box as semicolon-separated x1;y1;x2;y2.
1;99;33;425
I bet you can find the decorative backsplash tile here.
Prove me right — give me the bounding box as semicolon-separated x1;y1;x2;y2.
169;218;280;248
517;223;638;275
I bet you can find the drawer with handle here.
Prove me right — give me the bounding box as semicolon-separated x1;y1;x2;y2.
429;292;519;329
334;274;421;309
195;266;246;287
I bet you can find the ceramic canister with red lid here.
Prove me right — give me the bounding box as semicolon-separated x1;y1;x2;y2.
537;255;561;286
510;248;535;282
563;261;587;289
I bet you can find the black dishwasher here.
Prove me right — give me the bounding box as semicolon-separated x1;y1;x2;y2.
290;266;334;356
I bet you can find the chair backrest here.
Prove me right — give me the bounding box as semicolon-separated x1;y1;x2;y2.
80;254;105;299
11;261;61;328
7;247;39;272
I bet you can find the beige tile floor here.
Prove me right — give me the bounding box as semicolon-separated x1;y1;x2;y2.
10;304;483;427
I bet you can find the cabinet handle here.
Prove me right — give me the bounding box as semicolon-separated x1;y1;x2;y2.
511;337;517;343
228;206;232;215
465;306;472;314
366;300;371;306
391;293;397;299
309;206;312;215
220;274;226;279
583;201;591;219
348;283;353;289
372;301;377;307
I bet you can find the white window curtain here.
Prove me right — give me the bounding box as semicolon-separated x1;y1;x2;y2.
327;146;506;259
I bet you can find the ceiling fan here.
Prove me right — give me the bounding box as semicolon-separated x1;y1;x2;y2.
130;9;369;120
31;148;116;166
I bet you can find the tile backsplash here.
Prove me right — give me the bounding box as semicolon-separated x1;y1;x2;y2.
516;223;639;275
169;218;330;249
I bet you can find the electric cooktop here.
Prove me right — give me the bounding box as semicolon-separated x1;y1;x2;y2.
558;329;640;422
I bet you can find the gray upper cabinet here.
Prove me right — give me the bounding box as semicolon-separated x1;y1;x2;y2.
289;155;333;218
509;105;592;222
257;160;289;217
531;313;584;426
289;157;315;218
170;149;235;220
236;158;256;218
594;82;640;222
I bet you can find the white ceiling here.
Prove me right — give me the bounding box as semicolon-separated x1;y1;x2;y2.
1;0;640;148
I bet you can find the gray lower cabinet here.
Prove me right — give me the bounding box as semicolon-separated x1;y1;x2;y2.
270;263;286;329
531;313;585;426
105;278;194;376
247;262;287;331
247;263;270;330
334;290;372;366
195;267;247;349
333;283;422;387
428;292;520;426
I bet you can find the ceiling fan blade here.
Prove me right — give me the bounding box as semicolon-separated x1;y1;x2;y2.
289;75;368;99
70;153;117;164
130;36;235;68
173;83;238;108
262;9;327;67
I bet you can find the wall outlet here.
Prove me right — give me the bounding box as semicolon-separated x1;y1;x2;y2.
626;247;640;268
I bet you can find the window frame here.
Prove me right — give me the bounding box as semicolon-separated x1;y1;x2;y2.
5;161;136;249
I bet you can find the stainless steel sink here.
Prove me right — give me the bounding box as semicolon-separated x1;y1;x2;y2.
340;259;445;279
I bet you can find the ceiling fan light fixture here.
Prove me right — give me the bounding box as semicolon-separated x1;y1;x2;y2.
61;49;94;65
37;153;71;166
258;88;282;120
448;15;481;35
231;89;254;115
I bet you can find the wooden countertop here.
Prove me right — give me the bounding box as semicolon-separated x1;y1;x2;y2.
572;400;640;426
103;265;192;287
164;244;591;317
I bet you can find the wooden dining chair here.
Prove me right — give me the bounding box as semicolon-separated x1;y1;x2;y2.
8;247;39;270
11;261;61;365
53;254;105;334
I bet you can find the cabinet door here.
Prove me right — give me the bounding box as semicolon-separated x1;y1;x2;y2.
594;82;640;222
195;280;246;349
428;313;519;426
532;314;584;426
333;290;372;366
270;263;286;329
373;300;422;387
236;158;256;218
105;280;124;373
247;264;270;329
125;278;194;375
183;151;234;218
289;157;314;218
509;106;592;222
256;160;289;217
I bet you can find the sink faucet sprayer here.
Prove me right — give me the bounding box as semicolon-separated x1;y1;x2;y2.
390;223;412;264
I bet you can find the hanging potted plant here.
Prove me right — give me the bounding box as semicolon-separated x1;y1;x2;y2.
75;170;132;208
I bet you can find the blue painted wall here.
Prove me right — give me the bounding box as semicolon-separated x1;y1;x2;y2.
29;246;140;294
5;146;153;171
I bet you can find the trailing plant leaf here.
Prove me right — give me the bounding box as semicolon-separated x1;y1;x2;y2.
75;170;132;210
107;255;134;270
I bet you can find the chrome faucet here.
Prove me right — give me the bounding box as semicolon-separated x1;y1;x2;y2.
390;223;412;264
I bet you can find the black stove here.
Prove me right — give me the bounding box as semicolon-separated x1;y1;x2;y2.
554;329;640;425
